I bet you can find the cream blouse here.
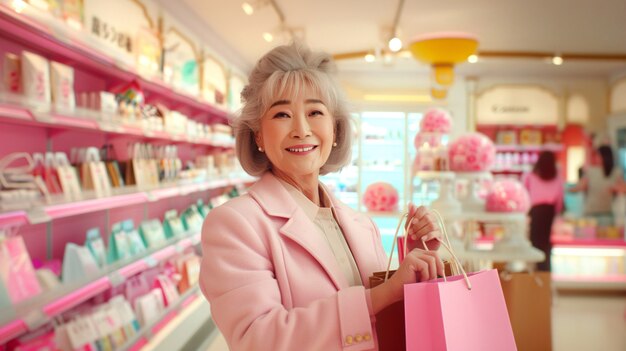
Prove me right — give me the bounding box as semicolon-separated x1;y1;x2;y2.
278;179;363;287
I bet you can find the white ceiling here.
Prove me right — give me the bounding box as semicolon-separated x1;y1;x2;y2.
181;0;626;87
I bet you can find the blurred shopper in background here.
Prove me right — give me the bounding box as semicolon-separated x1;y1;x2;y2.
523;151;563;271
569;145;624;216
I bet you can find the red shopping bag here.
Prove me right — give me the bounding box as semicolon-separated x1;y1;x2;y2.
404;269;517;351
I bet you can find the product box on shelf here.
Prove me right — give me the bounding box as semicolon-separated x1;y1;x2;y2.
0;234;42;305
3;53;21;94
49;62;75;111
21;52;51;104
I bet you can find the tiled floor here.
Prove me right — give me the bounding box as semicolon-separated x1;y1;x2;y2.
205;293;626;351
552;293;626;351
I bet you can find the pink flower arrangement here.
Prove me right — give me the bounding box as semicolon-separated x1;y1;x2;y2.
485;179;530;213
420;108;452;133
363;182;399;212
448;132;496;171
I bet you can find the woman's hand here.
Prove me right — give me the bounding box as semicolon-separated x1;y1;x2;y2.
405;204;442;251
370;249;444;313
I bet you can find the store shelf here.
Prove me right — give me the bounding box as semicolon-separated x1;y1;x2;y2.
0;100;235;148
551;238;626;248
0;4;229;121
552;275;626;290
416;171;455;181
0;232;202;345
0;176;256;226
495;144;564;152
457;211;526;222
362;139;403;146
125;286;213;351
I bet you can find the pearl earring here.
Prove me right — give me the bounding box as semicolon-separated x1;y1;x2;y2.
333;142;337;147
258;147;264;152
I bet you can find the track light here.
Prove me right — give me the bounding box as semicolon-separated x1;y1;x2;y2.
11;0;27;13
388;37;403;52
552;55;563;65
467;54;478;63
263;32;274;42
364;53;376;63
242;2;254;15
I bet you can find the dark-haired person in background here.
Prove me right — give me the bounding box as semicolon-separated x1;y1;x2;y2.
569;145;624;216
523;151;563;271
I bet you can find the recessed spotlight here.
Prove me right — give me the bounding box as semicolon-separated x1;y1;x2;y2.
467;54;478;63
11;0;26;13
242;2;254;15
263;32;274;42
552;56;563;65
388;37;403;52
364;53;376;63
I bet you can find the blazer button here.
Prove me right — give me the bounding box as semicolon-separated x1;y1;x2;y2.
364;333;372;341
345;335;354;345
355;334;363;342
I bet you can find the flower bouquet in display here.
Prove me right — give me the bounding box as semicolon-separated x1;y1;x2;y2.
413;108;452;173
448;132;496;212
363;182;399;212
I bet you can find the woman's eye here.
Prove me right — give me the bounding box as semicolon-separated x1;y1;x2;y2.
273;112;290;119
309;110;324;117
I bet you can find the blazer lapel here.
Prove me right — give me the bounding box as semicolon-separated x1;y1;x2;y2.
248;173;349;290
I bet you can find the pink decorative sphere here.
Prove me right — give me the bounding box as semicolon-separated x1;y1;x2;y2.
485;179;530;213
420;108;452;133
363;182;399;212
448;132;496;171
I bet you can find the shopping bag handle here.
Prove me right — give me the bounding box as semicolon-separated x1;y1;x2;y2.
384;212;409;282
384;209;472;290
422;209;472;290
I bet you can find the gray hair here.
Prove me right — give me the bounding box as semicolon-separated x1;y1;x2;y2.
233;42;353;176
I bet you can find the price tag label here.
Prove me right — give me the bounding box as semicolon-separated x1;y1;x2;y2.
144;256;158;268
108;271;126;287
27;207;51;224
23;309;50;331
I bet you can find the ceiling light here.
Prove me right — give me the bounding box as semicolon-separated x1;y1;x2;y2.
242;2;254;15
552;55;563;65
364;53;376;63
409;32;479;87
11;0;26;13
467;54;478;63
388;37;403;52
263;32;274;42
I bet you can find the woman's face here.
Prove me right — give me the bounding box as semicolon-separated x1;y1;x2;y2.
256;87;335;182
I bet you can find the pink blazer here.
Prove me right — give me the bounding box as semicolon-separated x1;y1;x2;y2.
200;172;388;351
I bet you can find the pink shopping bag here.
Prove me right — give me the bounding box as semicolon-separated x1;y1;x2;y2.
404;269;517;351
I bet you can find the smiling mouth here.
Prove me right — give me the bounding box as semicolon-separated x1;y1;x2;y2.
285;145;318;152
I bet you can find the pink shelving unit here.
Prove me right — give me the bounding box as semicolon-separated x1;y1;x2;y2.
0;4;229;123
0;4;248;347
0;233;201;345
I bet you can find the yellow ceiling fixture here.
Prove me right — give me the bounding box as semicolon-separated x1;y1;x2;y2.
409;32;479;99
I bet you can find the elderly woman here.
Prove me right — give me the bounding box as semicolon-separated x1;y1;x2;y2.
199;42;442;351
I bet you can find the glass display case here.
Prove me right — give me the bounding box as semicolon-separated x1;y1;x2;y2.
323;111;439;256
321;113;360;210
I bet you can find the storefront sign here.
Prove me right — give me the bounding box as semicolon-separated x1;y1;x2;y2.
476;85;558;125
83;0;155;59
